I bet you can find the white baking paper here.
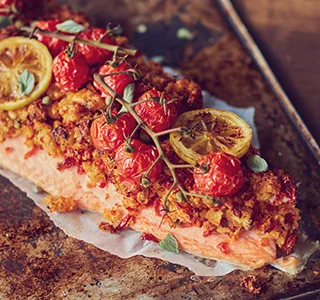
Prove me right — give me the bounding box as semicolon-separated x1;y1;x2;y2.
0;69;318;276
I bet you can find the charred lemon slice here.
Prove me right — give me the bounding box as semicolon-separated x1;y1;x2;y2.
170;108;252;164
0;37;52;111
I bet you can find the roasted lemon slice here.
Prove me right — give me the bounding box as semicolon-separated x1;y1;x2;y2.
170;108;252;164
0;37;52;111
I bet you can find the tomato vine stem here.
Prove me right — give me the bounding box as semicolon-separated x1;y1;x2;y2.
22;26;137;56
94;73;213;224
155;127;184;136
171;164;194;169
101;69;140;80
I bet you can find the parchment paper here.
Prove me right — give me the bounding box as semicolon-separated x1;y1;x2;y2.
0;69;318;276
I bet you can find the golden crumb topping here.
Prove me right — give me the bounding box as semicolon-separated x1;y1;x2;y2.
44;195;78;213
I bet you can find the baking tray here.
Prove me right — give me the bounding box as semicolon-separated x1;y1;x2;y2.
1;0;320;299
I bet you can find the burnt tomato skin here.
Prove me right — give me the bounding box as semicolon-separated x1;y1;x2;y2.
90;113;137;152
77;28;116;66
52;50;90;92
134;90;178;133
115;139;163;189
194;152;244;197
34;20;68;57
94;61;134;98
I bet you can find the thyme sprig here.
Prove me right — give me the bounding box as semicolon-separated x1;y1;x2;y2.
22;26;137;56
94;74;214;220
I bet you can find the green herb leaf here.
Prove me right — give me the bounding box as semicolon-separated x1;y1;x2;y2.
136;24;148;34
123;83;135;104
18;70;35;97
32;184;43;194
56;20;85;33
105;96;112;106
41;96;51;106
176;27;193;40
141;177;151;188
0;16;12;29
176;191;186;203
119;83;135;113
158;234;179;253
150;55;165;63
247;155;268;173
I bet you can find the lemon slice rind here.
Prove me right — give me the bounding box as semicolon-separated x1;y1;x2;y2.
0;37;52;111
170;108;252;164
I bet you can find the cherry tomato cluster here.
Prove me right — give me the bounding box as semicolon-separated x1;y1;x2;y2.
87;47;243;196
35;20;119;92
91;66;179;190
90;62;181;191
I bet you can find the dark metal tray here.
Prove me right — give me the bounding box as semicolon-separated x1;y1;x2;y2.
1;0;319;299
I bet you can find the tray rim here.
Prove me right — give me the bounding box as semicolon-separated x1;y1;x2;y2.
217;0;320;166
216;1;320;299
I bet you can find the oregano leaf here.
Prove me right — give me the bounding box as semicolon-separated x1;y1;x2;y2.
118;83;135;113
18;70;35;97
123;83;135;104
247;155;268;173
56;20;85;33
0;16;12;29
150;55;165;63
158;234;179;253
176;27;193;40
105;96;112;106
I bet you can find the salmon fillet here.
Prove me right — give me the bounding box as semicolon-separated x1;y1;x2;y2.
0;136;277;269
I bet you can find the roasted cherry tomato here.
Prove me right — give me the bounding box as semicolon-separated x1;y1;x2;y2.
34;20;68;57
115;139;163;189
90;113;137;152
94;61;134;98
0;0;22;15
52;50;90;92
134;90;178;133
77;28;116;66
194;152;244;197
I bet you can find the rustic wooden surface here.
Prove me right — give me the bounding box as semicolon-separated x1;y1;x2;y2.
1;0;320;299
233;0;320;144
